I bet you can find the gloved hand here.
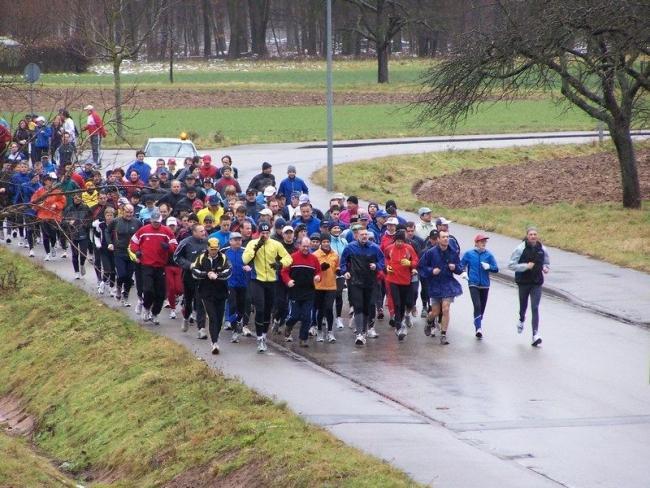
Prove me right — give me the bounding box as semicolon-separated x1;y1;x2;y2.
481;262;490;270
269;261;282;271
254;239;264;252
335;269;343;277
461;271;468;280
400;258;411;267
386;264;394;274
320;262;330;271
161;242;169;250
135;251;142;259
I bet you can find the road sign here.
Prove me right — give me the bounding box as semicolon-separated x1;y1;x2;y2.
23;63;41;84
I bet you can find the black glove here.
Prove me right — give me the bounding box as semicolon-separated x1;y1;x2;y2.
254;239;264;252
161;242;169;250
335;269;343;277
320;262;330;271
135;251;142;259
270;261;282;271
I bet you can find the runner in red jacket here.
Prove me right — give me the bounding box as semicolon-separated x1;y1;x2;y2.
384;231;419;341
129;209;177;324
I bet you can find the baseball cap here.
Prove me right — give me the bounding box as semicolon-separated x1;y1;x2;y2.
207;237;219;249
358;213;369;221
429;229;439;239
229;232;242;239
166;217;178;226
376;209;388;218
186;186;198;194
44;172;57;181
328;222;341;230
259;208;273;217
436;217;453;226
150;209;163;222
310;232;321;241
246;188;256;195
351;224;362;231
83;104;94;111
149;174;159;181
274;217;286;228
418;207;432;216
202;154;212;163
208;194;221;205
282;225;294;234
263;186;277;197
385;217;399;225
474;233;490;242
299;194;310;204
259;222;271;232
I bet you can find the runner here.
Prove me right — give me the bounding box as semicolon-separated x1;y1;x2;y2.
107;204;141;306
419;230;463;345
63;193;92;279
224;232;252;342
508;227;550;347
340;228;385;345
460;233;499;339
384;230;419;341
313;233;339;343
242;222;292;352
30;173;65;261
129;209;177;324
281;237;322;347
191;237;233;354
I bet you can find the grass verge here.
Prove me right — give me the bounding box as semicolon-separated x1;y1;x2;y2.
0;248;418;487
312;142;650;273
0;431;75;487
1;98;597;149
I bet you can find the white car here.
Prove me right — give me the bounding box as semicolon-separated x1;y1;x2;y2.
143;137;199;170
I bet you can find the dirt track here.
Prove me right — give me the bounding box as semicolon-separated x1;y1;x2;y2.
2;88;416;112
413;149;650;207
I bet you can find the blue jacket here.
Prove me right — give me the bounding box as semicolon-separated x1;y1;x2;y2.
208;230;231;249
330;234;348;257
292;215;321;235
11;172;34;204
460;248;498;288
34;125;52;149
418;245;463;298
126;160;151;184
368;222;385;242
225;247;250;288
277;176;309;198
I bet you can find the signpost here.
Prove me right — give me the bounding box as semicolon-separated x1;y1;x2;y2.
23;62;41;117
326;0;334;191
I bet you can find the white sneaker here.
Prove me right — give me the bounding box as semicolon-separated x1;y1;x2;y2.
28;249;35;257
242;326;253;337
316;331;324;342
141;309;151;322
231;332;240;343
327;332;336;343
80;264;86;276
74;272;81;280
261;336;268;352
169;310;176;319
517;320;525;334
109;287;117;298
197;328;208;339
18;240;25;247
121;298;131;307
135;299;143;315
44;253;51;261
51;248;56;258
336;317;344;330
60;251;67;258
181;318;189;332
397;326;407;341
532;334;542;347
151;315;160;325
211;342;220;354
308;326;317;337
475;328;483;339
224;321;232;331
367;327;379;339
354;333;366;345
257;337;264;353
97;281;105;295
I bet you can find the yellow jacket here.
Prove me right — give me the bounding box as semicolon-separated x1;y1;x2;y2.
82;190;99;208
197;206;224;225
313;248;339;291
243;237;292;282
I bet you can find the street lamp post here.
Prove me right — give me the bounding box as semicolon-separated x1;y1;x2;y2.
326;0;334;191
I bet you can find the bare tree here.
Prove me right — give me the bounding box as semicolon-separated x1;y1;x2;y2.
74;0;168;139
417;0;649;208
249;0;271;57
344;0;409;83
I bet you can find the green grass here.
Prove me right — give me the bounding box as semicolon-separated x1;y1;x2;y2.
37;59;429;91
2;98;598;149
0;432;75;487
0;250;418;487
312;142;650;273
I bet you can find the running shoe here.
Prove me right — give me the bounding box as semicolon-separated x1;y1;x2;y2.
532;334;542;347
517;320;525;334
181;318;189;332
28;249;35;257
440;333;449;345
151;315;160;325
231;332;240;343
242;326;253;337
397;326;407;341
316;331;324;342
336;317;345;330
367;327;379;339
377;307;385;320
169;310;176;319
327;332;336;343
211;343;220;355
475;328;483;339
135;299;143;315
354;334;366;345
197;328;208;340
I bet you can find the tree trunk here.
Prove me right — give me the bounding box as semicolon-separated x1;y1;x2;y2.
609;120;641;208
227;0;248;58
112;55;124;139
203;0;212;58
377;41;389;83
249;0;269;57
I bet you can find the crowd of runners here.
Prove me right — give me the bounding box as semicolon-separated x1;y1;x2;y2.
0;113;551;355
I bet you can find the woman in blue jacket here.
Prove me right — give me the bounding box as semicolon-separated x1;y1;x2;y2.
460;233;499;339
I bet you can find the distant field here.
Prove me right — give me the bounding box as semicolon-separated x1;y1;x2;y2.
1;99;596;148
38;58;429;91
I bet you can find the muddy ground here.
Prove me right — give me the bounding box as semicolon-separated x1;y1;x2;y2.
413;149;650;207
3;87;416;112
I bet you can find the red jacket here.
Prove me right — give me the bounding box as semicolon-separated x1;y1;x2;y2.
31;187;66;222
83;110;107;138
384;243;419;285
129;224;178;268
380;232;397;254
199;164;218;180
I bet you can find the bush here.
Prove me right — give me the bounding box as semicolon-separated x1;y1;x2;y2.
0;262;21;296
18;37;92;73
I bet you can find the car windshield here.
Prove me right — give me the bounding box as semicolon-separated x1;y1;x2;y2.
146;142;195;158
